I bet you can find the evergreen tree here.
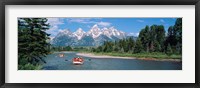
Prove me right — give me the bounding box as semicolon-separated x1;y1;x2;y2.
166;44;173;55
165;18;182;54
127;37;135;53
120;47;125;53
156;25;165;51
134;38;143;53
18;18;50;66
96;46;103;52
138;25;150;52
63;46;72;51
173;18;182;54
154;41;161;52
149;25;157;52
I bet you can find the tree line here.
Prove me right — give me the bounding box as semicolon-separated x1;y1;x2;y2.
91;18;182;55
51;46;73;51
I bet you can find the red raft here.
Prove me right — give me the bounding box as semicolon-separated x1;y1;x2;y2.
72;57;84;65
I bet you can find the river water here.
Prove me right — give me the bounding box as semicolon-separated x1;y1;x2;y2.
42;52;182;70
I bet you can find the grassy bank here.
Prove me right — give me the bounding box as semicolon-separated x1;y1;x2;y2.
76;51;181;59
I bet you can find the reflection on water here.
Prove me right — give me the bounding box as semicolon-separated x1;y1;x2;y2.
42;52;182;70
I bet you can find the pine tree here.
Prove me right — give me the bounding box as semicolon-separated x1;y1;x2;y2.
134;38;143;53
174;18;182;54
18;18;50;66
154;41;161;52
165;18;182;54
149;25;157;52
156;25;165;51
166;44;173;55
138;25;150;52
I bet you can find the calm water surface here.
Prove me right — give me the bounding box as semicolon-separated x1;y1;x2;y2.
42;52;182;70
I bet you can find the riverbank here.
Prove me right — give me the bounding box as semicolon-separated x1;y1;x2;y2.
76;52;182;62
53;51;75;53
76;53;136;59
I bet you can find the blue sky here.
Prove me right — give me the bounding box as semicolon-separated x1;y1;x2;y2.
46;18;177;38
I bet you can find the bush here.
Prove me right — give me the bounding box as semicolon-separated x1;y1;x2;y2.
18;63;42;70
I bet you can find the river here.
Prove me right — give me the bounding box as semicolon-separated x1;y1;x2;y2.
41;52;182;70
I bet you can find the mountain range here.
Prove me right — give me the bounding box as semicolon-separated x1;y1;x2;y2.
51;24;134;46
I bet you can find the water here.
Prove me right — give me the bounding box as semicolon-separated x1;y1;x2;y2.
42;52;182;70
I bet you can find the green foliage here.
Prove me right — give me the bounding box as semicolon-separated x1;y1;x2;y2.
102;41;114;52
96;46;103;52
18;63;42;70
139;25;150;52
134;38;143;53
166;44;173;55
63;46;73;51
137;25;166;53
18;18;50;69
48;45;74;52
165;18;182;54
154;41;162;52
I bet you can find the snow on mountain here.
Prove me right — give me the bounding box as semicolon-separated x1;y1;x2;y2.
103;26;126;39
87;24;103;39
87;25;126;39
118;31;126;38
109;26;120;36
57;29;74;37
51;29;77;46
73;28;86;40
102;27;112;38
51;24;128;46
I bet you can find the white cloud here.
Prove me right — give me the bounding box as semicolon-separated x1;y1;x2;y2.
47;18;64;26
67;18;111;27
68;19;87;23
46;18;112;37
49;25;58;30
137;20;144;23
97;21;111;27
67;18;98;24
160;19;165;23
46;29;59;37
128;32;139;37
46;26;64;37
46;18;65;37
136;33;139;36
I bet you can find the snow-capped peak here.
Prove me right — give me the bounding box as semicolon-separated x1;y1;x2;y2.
74;28;85;34
53;25;126;43
109;26;118;32
102;27;112;38
77;28;84;32
73;28;86;40
59;29;71;35
56;29;74;37
51;25;128;46
87;24;102;38
92;24;98;28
